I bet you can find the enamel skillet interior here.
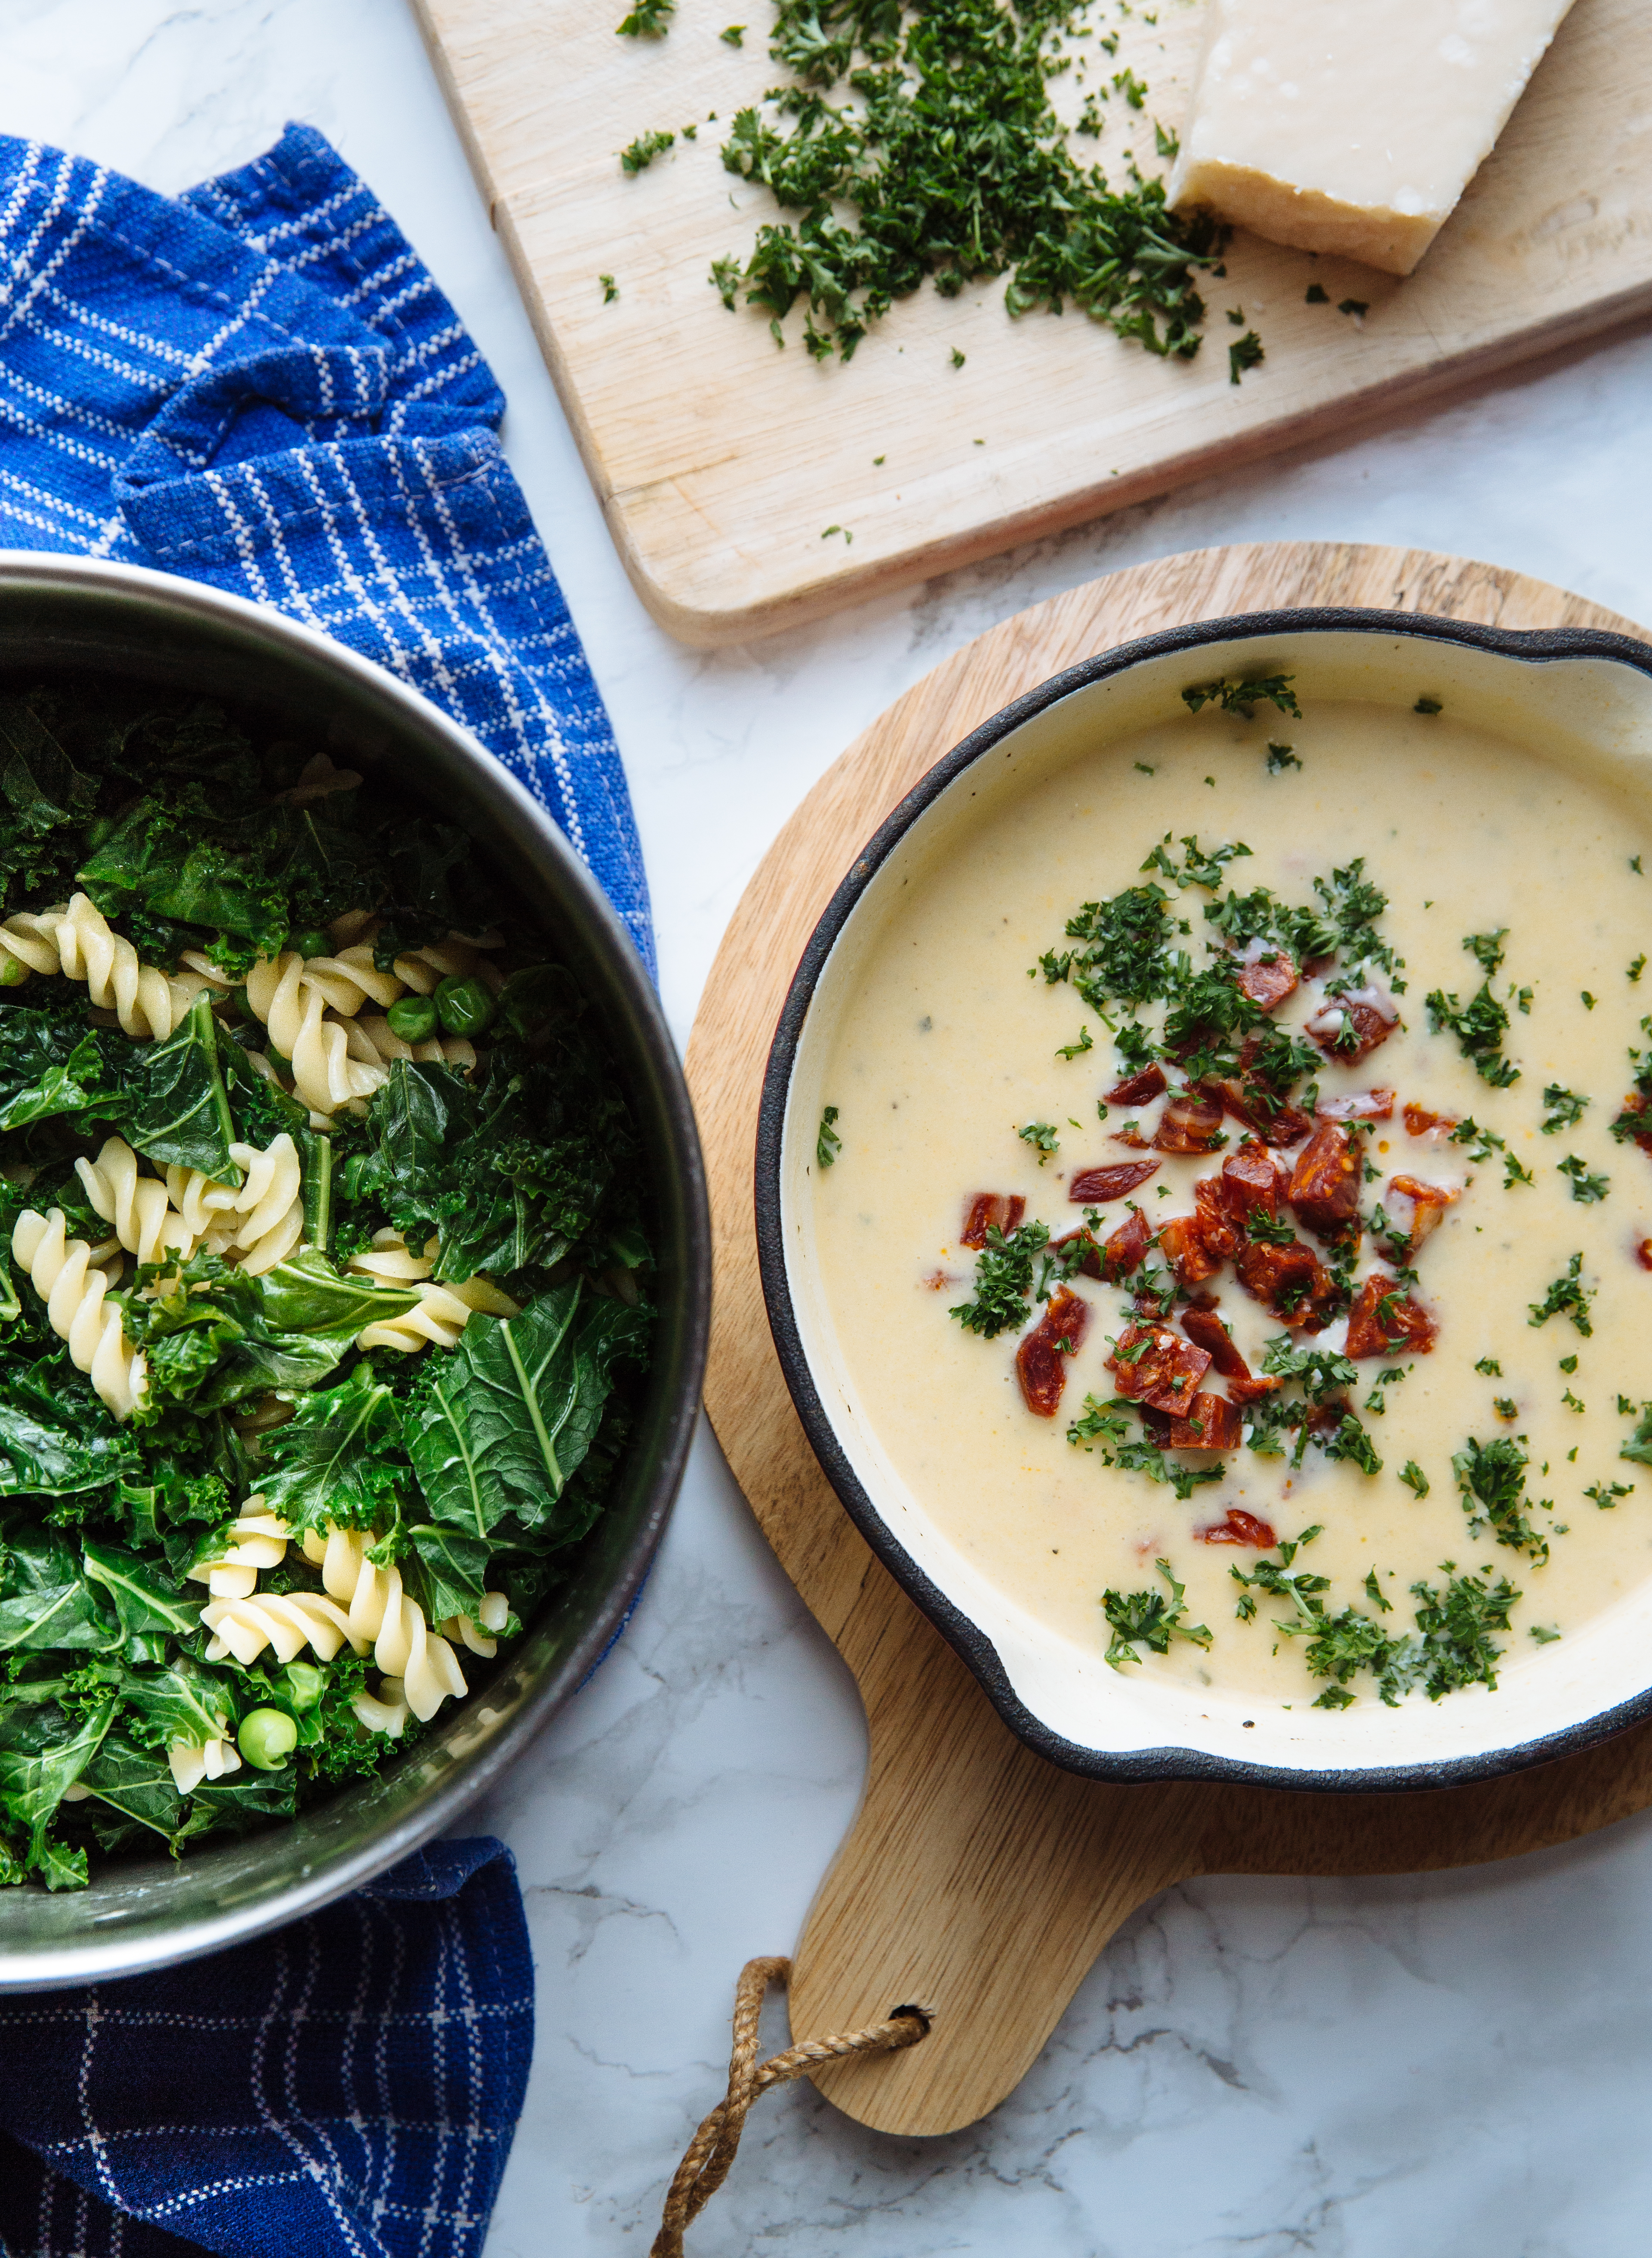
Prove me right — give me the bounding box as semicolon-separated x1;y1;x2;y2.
757;610;1652;1794
0;554;709;1987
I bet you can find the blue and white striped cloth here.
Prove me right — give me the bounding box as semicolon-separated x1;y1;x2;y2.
0;121;653;970
0;120;672;2255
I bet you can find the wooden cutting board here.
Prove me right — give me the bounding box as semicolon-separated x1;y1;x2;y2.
684;540;1652;2140
413;0;1652;648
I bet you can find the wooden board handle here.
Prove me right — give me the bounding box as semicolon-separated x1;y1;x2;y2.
788;1586;1209;2135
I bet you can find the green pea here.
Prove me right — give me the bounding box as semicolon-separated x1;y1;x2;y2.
238;1706;298;1771
0;955;27;989
435;975;495;1039
386;993;439;1043
289;927;331;961
82;814;117;851
282;1662;326;1715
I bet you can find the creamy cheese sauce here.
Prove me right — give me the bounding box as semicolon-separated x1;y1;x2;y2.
811;700;1652;1707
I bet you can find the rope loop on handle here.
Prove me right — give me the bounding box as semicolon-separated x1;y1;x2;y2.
650;1955;931;2258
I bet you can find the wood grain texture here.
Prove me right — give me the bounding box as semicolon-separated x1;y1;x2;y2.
684;541;1652;2139
411;0;1652;646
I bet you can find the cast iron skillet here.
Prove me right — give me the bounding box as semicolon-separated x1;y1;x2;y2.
757;608;1652;1795
0;553;709;1987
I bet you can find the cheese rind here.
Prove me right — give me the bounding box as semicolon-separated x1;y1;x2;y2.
1167;0;1577;276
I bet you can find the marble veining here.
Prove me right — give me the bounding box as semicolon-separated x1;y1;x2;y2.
10;5;1652;2250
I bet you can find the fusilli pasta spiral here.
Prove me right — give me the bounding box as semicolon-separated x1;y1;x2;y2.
200;1587;357;1666
11;1208;145;1416
443;1588;511;1659
167;1734;243;1795
346;1230;518;1352
0;894;226;1039
244;955;390;1117
300;1524;469;1723
166;1134;305;1274
75;1136;195;1267
186;1495;290;1601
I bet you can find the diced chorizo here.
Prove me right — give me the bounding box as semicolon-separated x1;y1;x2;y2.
1158;1214;1222;1288
1193;1175;1241;1261
1402;1102;1458;1138
1288;1122;1362;1236
960;1192;1026;1250
1198;1507;1279;1548
1235;1238;1338;1329
1106;1321;1212;1415
1180;1305;1249;1378
1203;1073;1312;1148
1233;946;1299;1012
1317;1088;1395;1123
1637;1237;1652;1273
1386;1173;1460;1257
1168;1391;1245;1451
1345;1272;1438;1358
1306;993;1398;1065
1222;1138;1284;1225
1016;1287;1089;1416
1227;1373;1283;1404
1069;1159;1159;1203
1107;1064;1168;1106
1101;1206;1152;1282
1155;1089;1226;1154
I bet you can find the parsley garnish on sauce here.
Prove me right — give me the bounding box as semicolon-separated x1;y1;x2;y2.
1181;672;1301;721
817;1104;841;1167
1557;1154;1609;1203
1425;981;1520;1086
1101;1559;1211;1670
1454;1437;1550;1563
1018;1120;1059;1163
1529;1253;1594;1336
950;1218;1049;1337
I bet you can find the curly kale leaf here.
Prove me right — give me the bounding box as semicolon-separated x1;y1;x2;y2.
0;1699;113;1886
0;694;98;905
0;1352;143;1498
402;1283;650;1542
126;1249;421;1412
0;1526;117;1655
255;1364;408;1534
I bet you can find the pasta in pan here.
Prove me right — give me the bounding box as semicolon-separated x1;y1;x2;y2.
0;682;653;1892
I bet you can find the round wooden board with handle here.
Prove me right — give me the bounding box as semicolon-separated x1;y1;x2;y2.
684;540;1652;2141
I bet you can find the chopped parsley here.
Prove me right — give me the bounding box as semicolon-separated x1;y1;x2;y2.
1067;1394;1224;1499
1503;1153;1535;1189
1587;1480;1634;1508
1474;1356;1503;1377
620;127;676;173
1399;1460;1430;1499
1414;696;1442;715
705;0;1228;364
1140;832;1254;890
1425;981;1519;1086
949;346;967;368
1410;1571;1519;1698
817;1103;841;1167
1181;672;1300;720
1557;1154;1609;1203
1018;1120;1059;1163
1265;742;1301;773
1541;1083;1587;1133
950;1218;1050;1337
616;0;674;30
1450;1117;1505;1162
1529;1252;1594;1336
1464;928;1507;976
1305;282;1330;304
600;273;619;302
1102;1559;1212;1670
1453;1435;1550;1564
1232;1527;1418;1706
1620;1403;1652;1467
1228;330;1264;384
1054;1025;1094;1059
1338;297;1369;318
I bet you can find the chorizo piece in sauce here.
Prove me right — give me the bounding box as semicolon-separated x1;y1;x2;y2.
1345;1273;1437;1357
1015;1286;1089;1416
1198;1506;1278;1548
1106;1321;1212;1415
1287;1122;1362;1236
1106;1064;1168;1106
1155;1089;1226;1154
1167;1392;1244;1451
960;1192;1026;1250
1069;1159;1159;1203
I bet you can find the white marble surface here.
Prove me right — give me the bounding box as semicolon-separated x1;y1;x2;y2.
12;4;1652;2249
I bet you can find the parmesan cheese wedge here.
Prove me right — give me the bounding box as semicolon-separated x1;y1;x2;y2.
1167;0;1577;276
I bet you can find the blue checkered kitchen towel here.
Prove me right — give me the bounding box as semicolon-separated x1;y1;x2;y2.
0;120;664;2257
